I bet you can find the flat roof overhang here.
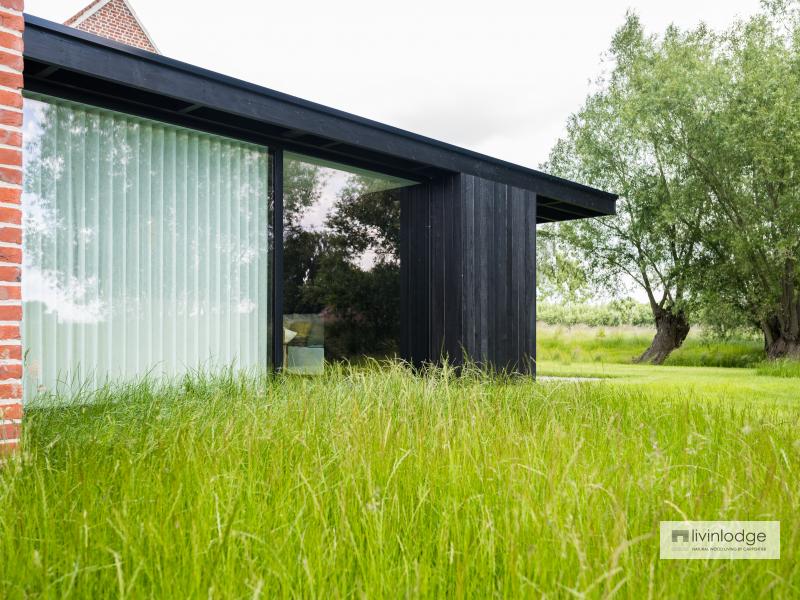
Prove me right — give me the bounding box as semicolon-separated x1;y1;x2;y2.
22;15;617;223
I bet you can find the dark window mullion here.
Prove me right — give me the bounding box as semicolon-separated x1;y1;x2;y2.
269;148;284;371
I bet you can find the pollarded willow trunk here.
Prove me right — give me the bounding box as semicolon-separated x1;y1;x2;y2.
761;271;800;359
636;307;690;365
761;315;800;359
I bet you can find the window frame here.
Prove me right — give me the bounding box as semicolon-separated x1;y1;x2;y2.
22;90;424;375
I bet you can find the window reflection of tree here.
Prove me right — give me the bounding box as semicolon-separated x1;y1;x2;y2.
23;96;271;394
23;101;109;325
283;159;402;361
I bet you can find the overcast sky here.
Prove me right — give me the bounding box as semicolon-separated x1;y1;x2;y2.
26;0;762;170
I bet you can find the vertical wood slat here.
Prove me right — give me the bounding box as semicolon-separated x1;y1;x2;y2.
399;173;537;374
511;186;524;371
477;176;490;364
526;192;537;374
444;175;462;365
418;185;431;366
398;183;432;368
430;178;444;361
495;181;508;371
399;186;409;362
461;175;475;363
508;185;518;371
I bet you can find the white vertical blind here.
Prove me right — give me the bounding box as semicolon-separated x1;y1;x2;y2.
22;95;270;399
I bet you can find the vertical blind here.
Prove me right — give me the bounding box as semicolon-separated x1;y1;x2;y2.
23;95;270;399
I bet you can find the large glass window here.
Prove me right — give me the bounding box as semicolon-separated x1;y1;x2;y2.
282;153;415;373
23;95;271;398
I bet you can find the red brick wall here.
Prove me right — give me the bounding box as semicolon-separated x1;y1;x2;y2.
0;0;22;455
65;0;157;53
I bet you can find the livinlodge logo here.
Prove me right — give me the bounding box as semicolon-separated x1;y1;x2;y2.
671;529;689;543
660;521;780;560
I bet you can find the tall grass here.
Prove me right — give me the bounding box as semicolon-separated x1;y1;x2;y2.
756;359;800;378
538;324;765;368
1;363;798;598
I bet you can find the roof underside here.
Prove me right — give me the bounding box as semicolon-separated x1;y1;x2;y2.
23;15;616;223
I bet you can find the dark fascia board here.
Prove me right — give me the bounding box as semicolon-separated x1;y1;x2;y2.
22;14;617;218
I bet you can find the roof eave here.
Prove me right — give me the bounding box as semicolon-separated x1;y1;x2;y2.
22;14;617;219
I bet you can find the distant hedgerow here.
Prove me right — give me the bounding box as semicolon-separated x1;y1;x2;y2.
537;299;653;327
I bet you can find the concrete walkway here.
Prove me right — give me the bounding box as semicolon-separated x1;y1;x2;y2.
537;375;602;382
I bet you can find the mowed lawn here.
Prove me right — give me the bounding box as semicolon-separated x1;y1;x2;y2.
537;324;800;406
1;362;799;598
537;362;800;406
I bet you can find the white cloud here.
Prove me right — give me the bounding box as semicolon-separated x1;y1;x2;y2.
23;266;107;324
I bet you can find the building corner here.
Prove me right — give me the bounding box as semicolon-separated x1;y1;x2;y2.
0;0;23;455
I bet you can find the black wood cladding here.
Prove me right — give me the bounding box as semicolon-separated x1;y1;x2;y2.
398;173;537;375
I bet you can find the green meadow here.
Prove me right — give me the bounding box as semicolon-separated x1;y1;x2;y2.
1;351;799;598
537;324;765;369
537;324;800;406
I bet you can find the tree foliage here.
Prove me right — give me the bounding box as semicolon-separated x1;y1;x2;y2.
547;0;800;360
536;226;590;304
545;14;707;363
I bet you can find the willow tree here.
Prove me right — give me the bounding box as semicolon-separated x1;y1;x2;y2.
628;0;800;358
545;14;709;364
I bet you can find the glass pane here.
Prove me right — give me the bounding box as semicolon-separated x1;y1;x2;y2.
282;152;415;372
22;94;270;399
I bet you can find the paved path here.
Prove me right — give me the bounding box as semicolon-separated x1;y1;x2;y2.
537;375;602;382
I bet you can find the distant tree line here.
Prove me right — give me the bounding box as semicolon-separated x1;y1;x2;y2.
541;0;800;363
537;300;654;328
